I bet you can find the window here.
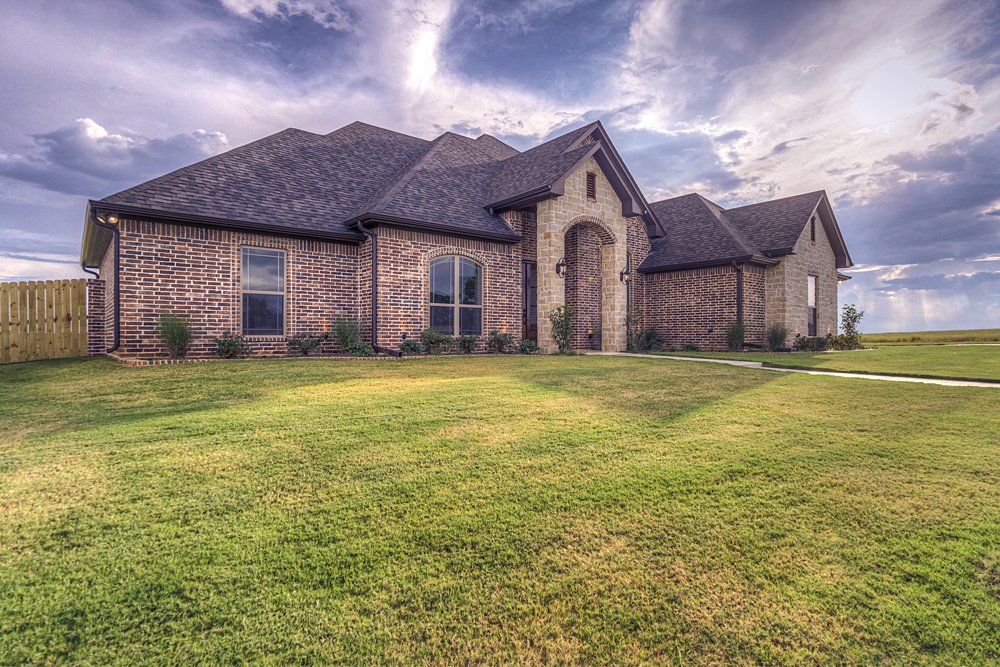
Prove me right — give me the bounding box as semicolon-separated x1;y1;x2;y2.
810;217;816;243
241;247;285;335
807;275;817;336
586;171;597;200
429;255;482;336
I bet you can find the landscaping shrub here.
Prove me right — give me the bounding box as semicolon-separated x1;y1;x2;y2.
840;304;865;350
333;317;362;350
726;320;745;351
636;329;662;352
158;313;192;358
214;331;251;359
683;343;700;351
286;333;324;356
549;305;574;354
487;330;514;353
456;335;478;354
400;339;423;356
346;343;375;357
420;328;452;355
793;334;829;352
766;323;789;351
516;339;538;354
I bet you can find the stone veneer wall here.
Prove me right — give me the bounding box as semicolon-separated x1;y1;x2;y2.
642;264;765;350
109;218;359;357
536;156;629;353
564;224;603;349
371;225;522;350
765;215;839;339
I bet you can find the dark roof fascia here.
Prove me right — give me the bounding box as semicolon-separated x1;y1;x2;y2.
637;252;778;274
817;193;853;268
576;120;661;232
637;254;756;274
89;200;366;243
347;213;521;243
486;186;560;212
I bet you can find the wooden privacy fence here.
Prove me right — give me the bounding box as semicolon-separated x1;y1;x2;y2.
0;279;88;364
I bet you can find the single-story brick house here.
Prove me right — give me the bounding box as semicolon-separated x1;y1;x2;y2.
79;120;852;357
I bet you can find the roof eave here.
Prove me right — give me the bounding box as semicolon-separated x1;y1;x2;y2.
347;212;521;243
636;254;760;274
89;200;366;243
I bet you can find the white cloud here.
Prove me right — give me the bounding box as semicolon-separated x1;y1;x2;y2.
218;0;358;31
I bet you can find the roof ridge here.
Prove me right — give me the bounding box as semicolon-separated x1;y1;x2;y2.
441;132;509;163
325;120;430;144
696;196;757;257
351;134;448;216
101;127;308;202
724;189;824;213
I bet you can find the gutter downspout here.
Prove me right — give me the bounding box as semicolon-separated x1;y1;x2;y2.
356;220;401;358
89;210;121;354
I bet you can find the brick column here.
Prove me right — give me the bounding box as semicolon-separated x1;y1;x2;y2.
86;279;106;356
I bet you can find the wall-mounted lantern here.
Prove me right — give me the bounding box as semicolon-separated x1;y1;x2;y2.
555;257;566;277
400;324;408;340
619;267;631;283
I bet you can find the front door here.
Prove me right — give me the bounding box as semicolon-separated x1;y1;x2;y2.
522;261;537;341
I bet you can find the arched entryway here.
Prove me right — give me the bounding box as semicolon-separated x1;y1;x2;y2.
563;220;615;350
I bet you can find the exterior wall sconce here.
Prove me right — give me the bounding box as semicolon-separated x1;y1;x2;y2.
587;327;594;340
500;324;507;334
555;257;566;277
619;267;631;283
400;324;408;340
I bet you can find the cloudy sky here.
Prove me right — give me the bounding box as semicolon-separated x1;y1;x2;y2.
1;0;998;332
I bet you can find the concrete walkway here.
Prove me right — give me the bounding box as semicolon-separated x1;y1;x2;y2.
585;352;1000;388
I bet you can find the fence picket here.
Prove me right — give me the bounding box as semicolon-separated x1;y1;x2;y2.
0;278;90;364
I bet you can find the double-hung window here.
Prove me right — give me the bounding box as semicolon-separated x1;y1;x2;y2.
241;247;285;336
429;255;482;336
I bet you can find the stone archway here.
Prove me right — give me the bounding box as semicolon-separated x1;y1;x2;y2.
536;213;627;353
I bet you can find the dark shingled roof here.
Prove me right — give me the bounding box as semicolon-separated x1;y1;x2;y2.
93;120;611;246
724;190;824;254
638;190;838;272
640;194;757;271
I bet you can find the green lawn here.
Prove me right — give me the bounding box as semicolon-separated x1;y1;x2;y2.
659;345;1000;382
1;356;998;664
863;328;1000;345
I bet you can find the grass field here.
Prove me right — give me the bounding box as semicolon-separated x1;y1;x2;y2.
862;328;1000;345
1;356;998;664
660;344;1000;382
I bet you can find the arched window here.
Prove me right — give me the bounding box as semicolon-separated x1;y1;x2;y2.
429;255;482;335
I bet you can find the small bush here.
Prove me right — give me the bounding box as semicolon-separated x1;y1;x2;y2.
683;343;700;352
456;335;478;354
215;331;251;359
792;334;829;352
726;320;745;351
400;339;423;356
158;313;192;359
766;323;789;351
346;342;375;357
487;330;514;354
516;338;538;354
636;329;662;352
286;333;323;356
549;305;574;354
420;328;452;355
625;304;643;352
333;317;362;350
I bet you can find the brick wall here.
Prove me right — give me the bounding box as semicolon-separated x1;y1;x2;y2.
641;264;765;350
86;279;106;355
564;224;603;349
111;218;359;357
372;225;522;350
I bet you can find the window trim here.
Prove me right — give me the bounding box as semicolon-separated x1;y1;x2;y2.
240;246;287;337
428;255;484;337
